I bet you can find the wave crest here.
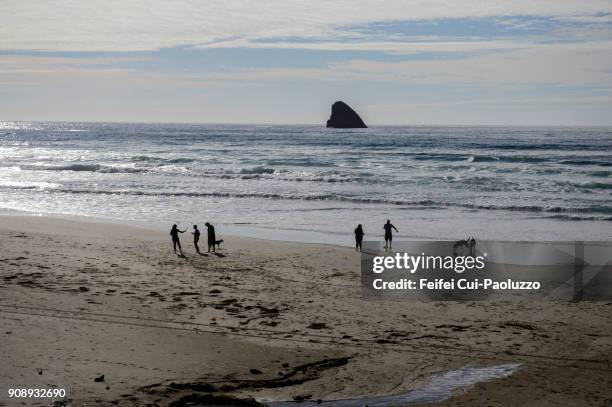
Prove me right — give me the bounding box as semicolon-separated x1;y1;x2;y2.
19;164;145;174
41;188;612;217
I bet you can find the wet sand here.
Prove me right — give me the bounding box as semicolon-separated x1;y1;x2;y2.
0;215;611;406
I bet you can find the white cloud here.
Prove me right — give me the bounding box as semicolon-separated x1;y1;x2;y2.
2;0;612;51
157;41;612;88
2;1;612;124
3;40;611;89
322;41;612;86
0;55;148;73
195;39;533;53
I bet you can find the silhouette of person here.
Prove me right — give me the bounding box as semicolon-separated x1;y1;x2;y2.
205;222;216;253
354;224;364;252
468;236;477;257
192;225;201;254
170;224;186;256
383;220;398;250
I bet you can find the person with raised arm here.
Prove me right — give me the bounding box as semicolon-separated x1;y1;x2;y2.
383;219;398;251
170;224;187;256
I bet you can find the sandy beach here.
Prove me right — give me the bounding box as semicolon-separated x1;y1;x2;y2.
1;214;611;406
4;0;612;405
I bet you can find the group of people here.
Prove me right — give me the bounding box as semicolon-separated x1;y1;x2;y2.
170;222;216;257
354;219;398;252
172;219;398;256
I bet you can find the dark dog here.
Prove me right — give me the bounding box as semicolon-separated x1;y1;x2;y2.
214;239;224;249
453;237;476;257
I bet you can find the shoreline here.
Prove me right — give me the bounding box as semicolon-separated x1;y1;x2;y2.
0;208;359;248
1;215;611;405
0;209;352;249
3;209;611;249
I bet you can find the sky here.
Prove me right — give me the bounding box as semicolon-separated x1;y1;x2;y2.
2;1;612;125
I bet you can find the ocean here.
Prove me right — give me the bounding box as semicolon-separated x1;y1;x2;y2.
1;122;611;244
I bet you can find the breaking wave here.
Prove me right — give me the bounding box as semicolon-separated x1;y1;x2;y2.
19;164;146;173
41;188;612;217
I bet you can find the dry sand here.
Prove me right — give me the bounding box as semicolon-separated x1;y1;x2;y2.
0;215;611;406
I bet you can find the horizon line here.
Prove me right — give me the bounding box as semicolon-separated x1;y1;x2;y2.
3;119;612;128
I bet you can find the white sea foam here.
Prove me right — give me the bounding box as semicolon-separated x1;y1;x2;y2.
1;122;611;243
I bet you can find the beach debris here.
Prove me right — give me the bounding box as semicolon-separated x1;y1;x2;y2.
375;339;397;344
94;374;105;382
257;305;279;315
168;394;266;407
498;321;536;330
168;382;216;392
435;324;472;332
250;368;263;375
307;322;328;330
143;357;351;398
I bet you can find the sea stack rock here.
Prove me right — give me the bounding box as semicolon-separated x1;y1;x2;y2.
326;101;367;128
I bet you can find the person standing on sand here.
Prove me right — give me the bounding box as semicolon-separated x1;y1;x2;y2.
170;224;187;256
354;224;364;252
192;225;201;254
383;219;398;251
205;222;216;253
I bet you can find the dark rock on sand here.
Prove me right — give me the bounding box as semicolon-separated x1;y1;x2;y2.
168;382;217;392
168;394;266;407
94;374;105;382
143;357;351;404
307;322;328;329
326;101;367;128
